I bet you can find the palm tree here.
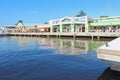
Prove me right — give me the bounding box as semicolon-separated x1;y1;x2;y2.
16;20;23;25
15;20;24;32
18;20;23;23
76;10;86;17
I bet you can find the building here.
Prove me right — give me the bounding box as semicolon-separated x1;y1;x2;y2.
49;16;120;33
3;25;16;33
16;22;26;32
16;22;40;33
89;16;120;32
16;22;51;33
37;24;51;32
3;16;120;33
24;24;38;33
49;16;91;33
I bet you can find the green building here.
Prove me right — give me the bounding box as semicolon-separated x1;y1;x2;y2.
49;16;90;33
49;16;120;33
90;16;120;32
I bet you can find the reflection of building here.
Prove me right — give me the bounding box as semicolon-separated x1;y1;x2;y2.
57;40;86;55
37;38;51;49
37;38;51;44
50;39;106;55
17;37;37;47
36;37;107;55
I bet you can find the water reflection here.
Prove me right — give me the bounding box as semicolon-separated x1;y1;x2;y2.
37;37;108;55
97;67;120;80
5;36;108;55
0;36;111;80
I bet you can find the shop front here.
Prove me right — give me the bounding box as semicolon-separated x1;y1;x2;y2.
89;17;120;32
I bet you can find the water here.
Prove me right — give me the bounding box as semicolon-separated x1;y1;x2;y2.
0;36;117;80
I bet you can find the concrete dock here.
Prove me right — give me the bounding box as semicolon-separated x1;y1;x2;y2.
97;37;120;71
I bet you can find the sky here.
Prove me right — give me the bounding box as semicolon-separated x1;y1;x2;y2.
0;0;119;26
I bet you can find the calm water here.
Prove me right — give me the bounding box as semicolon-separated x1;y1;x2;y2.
0;36;117;80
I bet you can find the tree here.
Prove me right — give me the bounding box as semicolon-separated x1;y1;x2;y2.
18;20;23;23
16;20;23;25
44;22;48;24
76;10;86;17
100;16;109;18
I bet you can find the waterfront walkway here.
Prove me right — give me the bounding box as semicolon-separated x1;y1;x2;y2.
0;32;120;39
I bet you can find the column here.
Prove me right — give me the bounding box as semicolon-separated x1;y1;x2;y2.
71;24;75;33
85;23;90;33
50;25;53;33
60;24;62;32
85;16;89;33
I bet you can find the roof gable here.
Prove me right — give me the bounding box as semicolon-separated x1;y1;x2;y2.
16;22;24;28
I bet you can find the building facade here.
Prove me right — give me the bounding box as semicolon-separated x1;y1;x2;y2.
16;23;51;33
3;25;16;33
2;16;120;33
16;22;26;32
37;24;51;32
49;16;120;33
49;16;90;33
89;16;120;32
